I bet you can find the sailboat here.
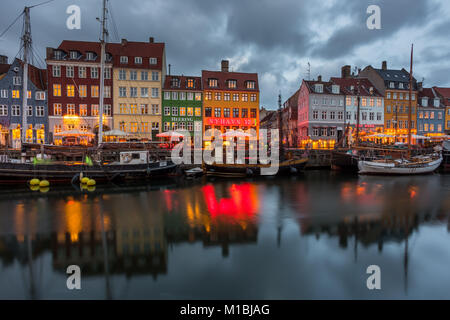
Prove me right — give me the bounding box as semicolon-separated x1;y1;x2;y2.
358;45;443;175
0;2;178;185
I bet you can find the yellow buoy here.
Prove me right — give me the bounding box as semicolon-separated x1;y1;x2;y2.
30;185;40;191
40;187;49;193
39;180;50;188
87;179;96;186
30;178;40;186
81;177;90;184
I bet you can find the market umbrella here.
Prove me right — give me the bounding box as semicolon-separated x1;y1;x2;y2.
156;131;185;138
221;130;253;138
54;129;95;136
103;129;129;136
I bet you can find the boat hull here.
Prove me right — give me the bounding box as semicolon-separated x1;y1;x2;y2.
358;157;442;175
331;151;359;172
0;161;178;184
205;158;309;178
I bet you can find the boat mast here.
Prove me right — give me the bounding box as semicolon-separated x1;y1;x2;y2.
278;92;284;160
98;0;108;145
21;7;31;145
355;79;361;147
408;44;414;158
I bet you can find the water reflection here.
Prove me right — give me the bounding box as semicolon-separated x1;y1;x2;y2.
0;173;449;299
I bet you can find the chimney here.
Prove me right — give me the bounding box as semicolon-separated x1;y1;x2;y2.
418;81;423;91
318;75;322;82
0;55;8;64
168;64;171;76
121;38;128;46
221;60;229;72
46;47;54;60
341;65;351;78
149;37;154;43
382;61;387;70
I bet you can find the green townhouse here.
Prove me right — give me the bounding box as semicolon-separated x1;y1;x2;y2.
162;75;203;136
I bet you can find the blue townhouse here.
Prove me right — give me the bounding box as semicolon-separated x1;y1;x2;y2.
416;86;445;139
0;56;48;147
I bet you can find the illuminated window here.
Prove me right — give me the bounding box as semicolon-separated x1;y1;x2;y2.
141;122;149;132
180;107;186;116
205;92;212;101
91;104;99;116
377;98;382;107
233;94;239;101
250;94;257;102
67;104;75;115
223;108;230;118
215;92;221;101
130;122;138;133
187;107;193;116
80;104;87;116
214;108;221;117
91;86;99;98
227;80;237;88
53;103;62;115
130;104;138;114
151;104;159;115
195;107;201;117
195;93;201;101
346;97;352;106
208;79;218;87
242;94;248;102
152;122;159;131
370;98;375;107
187;78;195;88
12;90;20;99
79;85;87;97
246;81;255;89
224;93;230;101
361;98;367;107
119;104;128;114
141;104;148;114
54;125;62;133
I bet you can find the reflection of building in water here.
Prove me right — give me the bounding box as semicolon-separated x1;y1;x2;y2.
164;183;259;257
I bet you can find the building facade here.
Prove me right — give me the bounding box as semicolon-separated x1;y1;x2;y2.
359;61;418;142
433;87;450;134
46;41;113;144
282;90;299;147
417;87;445;137
202;60;259;138
162;75;202;136
0;57;48;148
112;38;166;141
331;72;384;138
297;78;345;149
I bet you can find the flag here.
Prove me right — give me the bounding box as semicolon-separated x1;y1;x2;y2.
85;156;93;166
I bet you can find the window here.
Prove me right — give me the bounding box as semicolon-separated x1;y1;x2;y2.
0;105;7;116
179;122;186;130
313;128;319;136
86;52;95;61
215;108;221;117
12;76;21;86
152;88;159;98
120;56;128;64
250;94;257;102
152;72;159;81
187;107;193;116
119;70;126;80
346;97;352;106
180;107;186;116
90;104;98;117
208;79;218;87
119;104;128;114
386;105;391;113
180;92;186;100
233;108;239;118
164;122;170;131
338;111;343;120
332;85;339;94
91;85;99;98
130;104;138;114
67;104;75;115
67;85;75;97
370;99;375;107
412;94;415;100
315;84;323;93
138;71;148;81
91;67;98;79
53;103;62;115
369;112;374;121
377;112;382;121
187;122;194;131
66;66;74;78
434;99;440;107
223;108;230;118
80;104;87;116
130;71;137;80
104;68;111;79
399;83;404;89
393;93;397;99
233;94;239;101
152;122;159;131
321;128;327;136
141;122;149;133
377;98;382;107
362;112;367;121
246;81;255;89
0;90;7;98
224;93;230;101
130;87;138;97
35;91;45;100
33;105;43;117
164;106;170;116
151;104;160;115
52;66;61;77
361;98;367;107
172;107;178;116
104;86;111;98
77;66;86;78
78;85;87;98
330;128;336;136
390;82;394;88
187;78;195;88
438;112;443;120
140;104;148;114
215;92;221;101
242;94;248;102
387;92;391;99
386;120;391;128
424;123;429;132
430;112;435;119
321;111;327;120
195;93;202;101
119;87;127;97
346;111;351;120
141;87;149;97
171;92;178;100
149;57;157;65
330;111;335;120
195;107;201;117
12;90;20;99
164;91;171;100
438;124;442;132
187;92;194;100
241;108;248;118
250;108;257;118
430;124;435;132
205;92;212;101
135;57;142;64
205;107;212;117
227;80;237;88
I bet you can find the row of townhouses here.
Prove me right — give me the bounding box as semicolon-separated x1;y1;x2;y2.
0;38;260;146
277;62;450;148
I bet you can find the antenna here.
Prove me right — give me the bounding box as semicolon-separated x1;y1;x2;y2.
306;62;311;81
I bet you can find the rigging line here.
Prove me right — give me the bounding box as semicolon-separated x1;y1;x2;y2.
108;1;120;41
28;0;55;9
0;12;24;39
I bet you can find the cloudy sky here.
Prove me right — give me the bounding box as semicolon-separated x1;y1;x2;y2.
1;0;449;108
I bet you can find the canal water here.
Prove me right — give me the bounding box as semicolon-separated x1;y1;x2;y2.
0;171;449;299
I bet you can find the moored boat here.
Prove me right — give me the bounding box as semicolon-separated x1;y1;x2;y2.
358;155;442;175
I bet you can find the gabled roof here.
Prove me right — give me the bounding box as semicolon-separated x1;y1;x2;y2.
303;80;343;95
330;77;383;97
373;68;417;90
163;75;202;91
417;88;439;108
202;70;259;92
50;39;165;70
16;59;47;91
433;87;450;107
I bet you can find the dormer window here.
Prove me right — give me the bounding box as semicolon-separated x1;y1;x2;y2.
105;53;112;61
70;51;78;60
246;81;255;89
187;78;195;88
171;78;180;88
227;80;237;89
399;83;404;89
120;56;128;64
54;50;64;60
149;57;157;65
86;52;95;61
332;85;340;94
135;57;142;64
422;98;428;106
315;84;323;93
390;82;395;88
208;78;218;88
434;98;440;107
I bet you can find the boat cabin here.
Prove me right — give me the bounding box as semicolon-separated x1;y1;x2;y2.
119;151;149;165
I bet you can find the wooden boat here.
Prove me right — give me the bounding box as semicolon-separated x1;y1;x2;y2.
0;150;178;184
205;158;309;178
358;155;442;175
331;149;360;172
